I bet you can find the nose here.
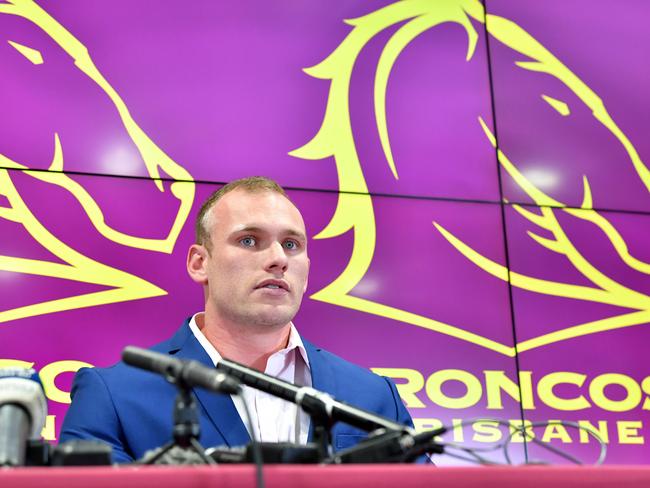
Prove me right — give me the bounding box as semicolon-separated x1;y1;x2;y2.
264;241;288;274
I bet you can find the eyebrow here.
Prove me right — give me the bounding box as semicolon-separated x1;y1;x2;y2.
233;226;307;241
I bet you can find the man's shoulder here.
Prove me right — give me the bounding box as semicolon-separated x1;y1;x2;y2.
304;340;391;389
61;321;194;462
303;339;413;435
78;320;192;386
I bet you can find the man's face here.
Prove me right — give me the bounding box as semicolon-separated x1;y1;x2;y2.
196;188;310;329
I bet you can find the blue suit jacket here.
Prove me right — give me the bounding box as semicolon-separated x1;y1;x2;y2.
60;319;414;463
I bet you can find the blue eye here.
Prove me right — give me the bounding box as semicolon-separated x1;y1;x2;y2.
240;237;256;247
283;240;298;250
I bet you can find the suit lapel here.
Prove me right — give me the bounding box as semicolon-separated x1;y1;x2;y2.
305;340;336;395
167;321;250;447
304;340;337;442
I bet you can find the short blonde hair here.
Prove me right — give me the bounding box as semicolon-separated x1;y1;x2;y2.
195;176;288;251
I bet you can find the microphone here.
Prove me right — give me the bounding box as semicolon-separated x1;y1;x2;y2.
215;357;413;434
122;346;241;395
327;427;445;464
0;368;47;467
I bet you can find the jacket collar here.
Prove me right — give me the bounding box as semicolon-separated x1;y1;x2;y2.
165;320;338;447
166;318;250;447
303;339;335;396
302;339;338;442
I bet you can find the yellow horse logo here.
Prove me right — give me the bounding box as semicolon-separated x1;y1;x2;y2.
292;0;650;356
1;0;194;324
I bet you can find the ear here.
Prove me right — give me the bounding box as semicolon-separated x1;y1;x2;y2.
303;256;310;293
187;244;209;285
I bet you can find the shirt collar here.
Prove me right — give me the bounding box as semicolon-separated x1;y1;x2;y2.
188;312;310;369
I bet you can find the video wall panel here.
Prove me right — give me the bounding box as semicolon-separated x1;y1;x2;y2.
486;0;650;213
0;0;500;200
503;204;650;463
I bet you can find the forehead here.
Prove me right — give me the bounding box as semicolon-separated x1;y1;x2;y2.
210;189;305;234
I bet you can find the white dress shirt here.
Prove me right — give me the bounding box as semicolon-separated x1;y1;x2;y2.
189;313;312;444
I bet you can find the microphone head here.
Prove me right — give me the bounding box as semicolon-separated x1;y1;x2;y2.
214;372;241;396
181;361;241;395
0;368;48;439
122;346;182;380
122;346;241;395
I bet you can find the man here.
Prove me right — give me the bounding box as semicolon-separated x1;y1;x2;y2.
60;176;415;463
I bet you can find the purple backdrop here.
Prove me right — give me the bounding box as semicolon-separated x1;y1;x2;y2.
1;0;649;465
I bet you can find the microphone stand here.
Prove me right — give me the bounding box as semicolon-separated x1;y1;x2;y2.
301;395;334;461
138;381;215;465
215;358;422;462
325;427;446;464
122;346;243;465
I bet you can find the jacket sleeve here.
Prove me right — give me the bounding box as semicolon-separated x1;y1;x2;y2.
382;375;415;428
383;376;434;465
59;367;134;464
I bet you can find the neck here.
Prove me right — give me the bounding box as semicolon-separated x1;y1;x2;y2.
197;312;291;372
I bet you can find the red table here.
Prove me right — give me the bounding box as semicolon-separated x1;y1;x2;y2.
2;465;650;488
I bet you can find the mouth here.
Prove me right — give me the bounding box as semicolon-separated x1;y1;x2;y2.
254;279;290;292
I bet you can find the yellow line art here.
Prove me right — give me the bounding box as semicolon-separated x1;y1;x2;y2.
478;117;563;207
0;207;20;223
374;6;479;180
292;0;508;352
0;168;165;324
517;310;650;353
0;287;164;324
0;256;105;281
294;0;650;355
511;204;551;230
434;220;650;310
49;133;63;171
526;230;565;254
1;0;194;251
580;176;593;209
564;207;650;275
471;118;650;328
0;0;195;323
315;292;515;357
8;39;43;64
478;11;650;192
541;94;570;116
